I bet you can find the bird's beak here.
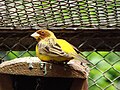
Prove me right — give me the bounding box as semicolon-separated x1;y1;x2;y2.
31;32;40;39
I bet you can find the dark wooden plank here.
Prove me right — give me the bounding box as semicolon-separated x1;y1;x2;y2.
0;57;89;90
0;29;120;51
70;78;88;90
0;74;13;90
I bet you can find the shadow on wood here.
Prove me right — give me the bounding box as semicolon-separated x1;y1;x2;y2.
0;74;13;90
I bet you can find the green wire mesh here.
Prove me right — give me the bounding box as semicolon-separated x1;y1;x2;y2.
0;0;120;29
0;0;120;90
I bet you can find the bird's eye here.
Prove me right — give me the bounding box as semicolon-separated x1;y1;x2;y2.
41;31;45;35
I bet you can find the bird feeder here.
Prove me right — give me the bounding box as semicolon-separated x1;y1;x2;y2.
0;57;89;90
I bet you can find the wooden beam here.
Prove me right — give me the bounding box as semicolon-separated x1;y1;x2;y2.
0;57;89;90
0;57;88;78
0;29;120;51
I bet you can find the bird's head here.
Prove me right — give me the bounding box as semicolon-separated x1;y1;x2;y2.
31;30;56;41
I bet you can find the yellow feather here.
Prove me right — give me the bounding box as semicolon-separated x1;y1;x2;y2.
55;39;77;54
36;39;76;62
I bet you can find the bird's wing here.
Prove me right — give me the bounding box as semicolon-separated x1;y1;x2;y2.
70;44;80;53
37;38;72;58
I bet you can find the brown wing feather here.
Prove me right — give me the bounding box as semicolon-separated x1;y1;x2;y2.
38;38;72;58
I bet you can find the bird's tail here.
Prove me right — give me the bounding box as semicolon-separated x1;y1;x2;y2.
70;53;90;64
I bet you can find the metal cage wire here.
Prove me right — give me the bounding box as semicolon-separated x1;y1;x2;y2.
0;0;120;29
0;0;120;90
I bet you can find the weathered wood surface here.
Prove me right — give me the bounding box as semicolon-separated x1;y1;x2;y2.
0;57;89;78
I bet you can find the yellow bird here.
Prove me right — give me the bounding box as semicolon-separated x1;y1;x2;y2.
31;30;88;63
